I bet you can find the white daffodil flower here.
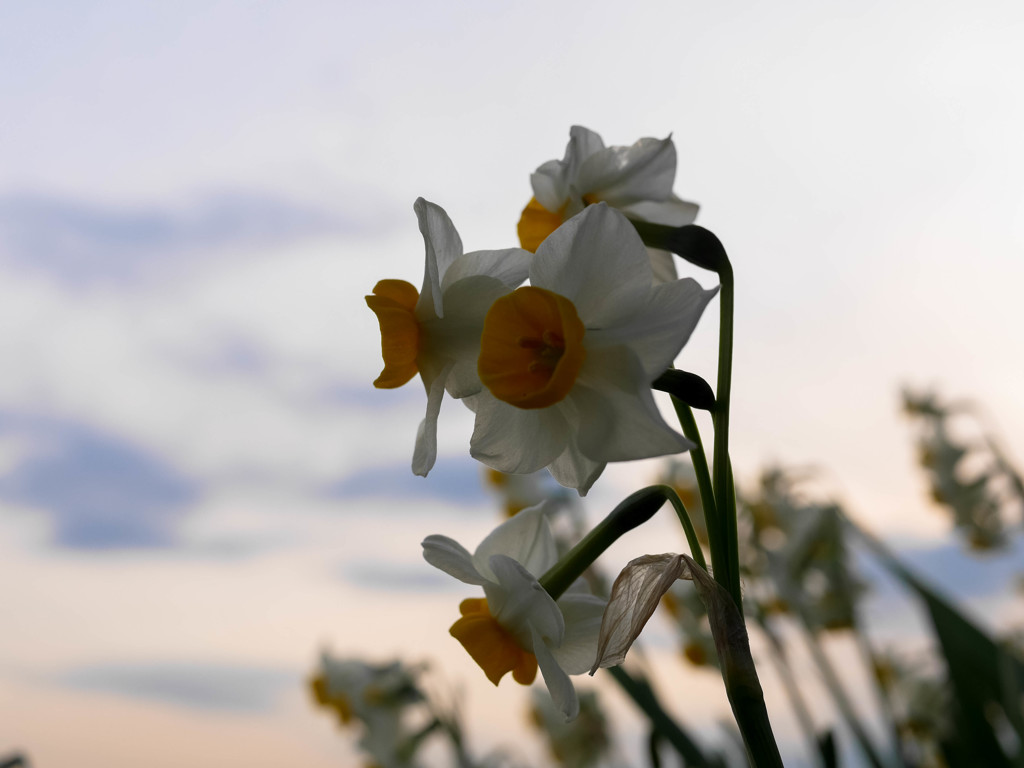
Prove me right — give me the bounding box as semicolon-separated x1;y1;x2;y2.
469;203;718;494
518;125;699;281
312;655;423;768
367;197;531;476
422;503;605;721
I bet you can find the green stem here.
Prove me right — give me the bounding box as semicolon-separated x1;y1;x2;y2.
538;486;666;600
657;484;708;572
628;221;726;273
637;220;779;761
647;729;665;768
724;457;740;599
635;219;739;605
755;613;828;768
691;569;783;768
671;399;719;554
712;258;741;608
724;675;786;768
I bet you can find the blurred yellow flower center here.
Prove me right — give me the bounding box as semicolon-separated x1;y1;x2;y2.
365;279;420;389
661;591;681;620
517;197;567;252
309;673;355;725
484;468;509;488
483;469;529;517
683;642;709;667
449;598;538;686
478;286;586;410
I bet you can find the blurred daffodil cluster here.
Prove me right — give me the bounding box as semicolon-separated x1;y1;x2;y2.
310;656;428;768
903;388;1024;551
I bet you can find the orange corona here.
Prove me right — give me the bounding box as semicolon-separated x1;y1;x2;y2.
449;598;538;686
478;286;585;409
365;279;420;388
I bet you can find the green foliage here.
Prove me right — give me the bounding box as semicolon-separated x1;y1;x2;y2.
903;388;1023;550
858;527;1024;768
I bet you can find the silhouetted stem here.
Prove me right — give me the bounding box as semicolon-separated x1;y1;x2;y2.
539;486;666;599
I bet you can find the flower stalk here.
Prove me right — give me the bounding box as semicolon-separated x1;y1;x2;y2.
635;221;786;764
671;399;718;544
634;221;741;607
713;258;741;608
539;486;668;600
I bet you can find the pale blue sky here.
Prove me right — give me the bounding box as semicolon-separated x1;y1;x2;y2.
1;2;1022;765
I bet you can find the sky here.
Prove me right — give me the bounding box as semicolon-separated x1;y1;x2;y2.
1;1;1023;766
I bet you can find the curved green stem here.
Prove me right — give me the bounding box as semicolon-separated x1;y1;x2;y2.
633;219;738;604
539;486;666;600
655;484;707;572
636;220;779;761
712;259;741;608
671;400;718;536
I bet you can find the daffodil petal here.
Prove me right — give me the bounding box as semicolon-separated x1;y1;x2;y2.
412;360;454;476
532;204;651;328
563;125;606;178
531;159;570;213
588;279;719;379
358;701;406;763
617;195;700;285
620;195;700;227
441;248;531;294
547;446;605;497
550;593;606;675
321;655;372;701
572;347;692;463
472;502;558;579
485;554;564;647
576;136;676;207
531;625;579;722
434;276;515;399
414;197;463;319
469;395;568;474
647;248;678;283
421;535;487;585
